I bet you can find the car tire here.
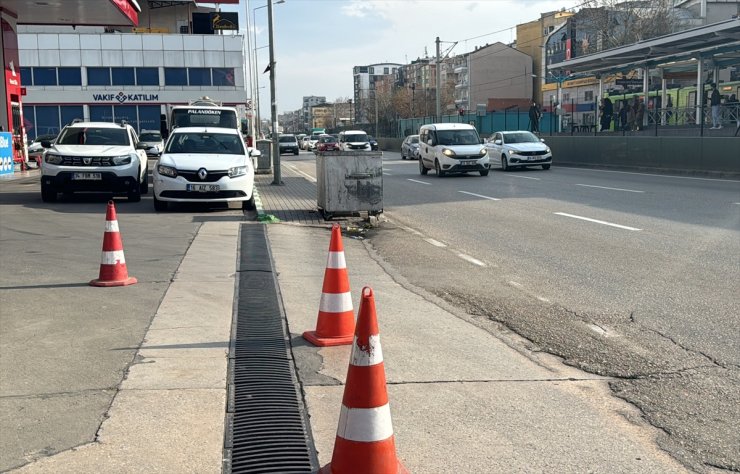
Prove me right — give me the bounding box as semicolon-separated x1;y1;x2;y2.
294;150;299;155
153;194;167;212
140;171;149;194
435;160;445;177
419;158;428;175
128;179;141;203
501;155;509;171
243;195;256;211
41;182;57;202
480;169;489;176
542;164;551;170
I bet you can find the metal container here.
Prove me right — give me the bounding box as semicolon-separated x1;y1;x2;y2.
316;150;383;219
254;139;272;174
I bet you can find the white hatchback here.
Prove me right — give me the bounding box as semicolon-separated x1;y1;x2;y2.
152;127;255;211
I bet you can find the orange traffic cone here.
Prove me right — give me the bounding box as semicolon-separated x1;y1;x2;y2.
90;201;137;287
320;287;408;474
303;224;354;346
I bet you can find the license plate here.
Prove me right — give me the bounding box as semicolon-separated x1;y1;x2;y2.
462;160;477;166
72;172;102;180
187;184;220;192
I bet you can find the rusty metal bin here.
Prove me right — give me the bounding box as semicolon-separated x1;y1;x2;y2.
316;150;383;219
255;139;272;174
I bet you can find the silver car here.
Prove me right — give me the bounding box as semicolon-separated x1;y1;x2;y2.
485;131;552;171
139;130;164;157
401;134;420;160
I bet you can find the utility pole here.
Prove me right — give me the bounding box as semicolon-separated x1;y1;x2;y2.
267;0;281;184
435;36;441;122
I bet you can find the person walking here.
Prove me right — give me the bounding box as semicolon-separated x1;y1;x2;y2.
635;98;645;131
627;100;636;131
710;83;722;129
529;101;541;133
599;97;613;131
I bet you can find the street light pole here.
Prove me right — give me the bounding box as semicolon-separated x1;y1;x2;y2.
267;0;281;184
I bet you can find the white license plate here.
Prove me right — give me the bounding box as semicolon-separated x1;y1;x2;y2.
72;172;102;180
462;160;477;166
187;184;220;192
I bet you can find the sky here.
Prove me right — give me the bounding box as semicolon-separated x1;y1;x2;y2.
218;0;583;116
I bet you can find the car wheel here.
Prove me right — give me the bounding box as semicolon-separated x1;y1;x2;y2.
419;158;428;175
41;182;57;202
480;169;489;176
128;180;141;202
542;164;551;170
153;194;167;212
501;155;509;171
435;160;445;177
294;150;299;155
243;195;256;211
140;170;149;194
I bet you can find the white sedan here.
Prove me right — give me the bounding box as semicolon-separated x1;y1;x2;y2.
152;127;255;211
485;131;552;170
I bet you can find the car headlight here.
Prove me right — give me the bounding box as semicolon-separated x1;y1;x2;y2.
45;153;63;165
229;166;248;177
442;148;456;157
546;147;551;154
479;147;487;156
111;154;133;165
157;164;177;178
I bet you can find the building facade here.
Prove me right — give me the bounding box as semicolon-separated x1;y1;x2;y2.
468;42;533;112
353;62;402;125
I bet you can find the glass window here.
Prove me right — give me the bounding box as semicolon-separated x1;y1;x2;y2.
164;67;187;86
166;131;244;154
188;68;211;86
585;90;594;102
111;67;135;86
22;105;36;138
58;68;82;86
137;106;161;134
60;106;83;127
88;67;111;86
33;67;57;86
212;68;235;86
58;126;129;146
136;67;158;86
384;67;389;74
113;105;137;127
20;67;32;86
89;105;114;123
35;106;61;136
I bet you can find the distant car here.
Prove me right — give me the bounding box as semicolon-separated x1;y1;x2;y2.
316;135;339;152
368;135;379;151
485;130;552;171
138;130;164;157
337;130;371;151
27;133;58;166
278;134;300;155
300;136;311;150
152;127;255;211
307;133;323;151
401;134;420;160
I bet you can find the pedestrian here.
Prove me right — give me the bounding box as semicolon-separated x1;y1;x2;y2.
710;83;722;129
635;98;645;131
619;103;628;131
627;100;636;131
599;98;613;132
666;95;673;124
528;101;541;133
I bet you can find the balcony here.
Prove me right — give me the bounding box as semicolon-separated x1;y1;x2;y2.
454;65;468;74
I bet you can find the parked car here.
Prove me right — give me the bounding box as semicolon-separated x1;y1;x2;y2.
27;133;58;166
278;134;300;155
401;134;420;160
485;131;552;170
316;135;340;152
152;127;255;211
337;130;371;151
368;135;379;151
417;123;489;177
138;129;165;157
40;121;149;202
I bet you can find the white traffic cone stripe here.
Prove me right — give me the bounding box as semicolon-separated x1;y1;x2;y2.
319;291;353;313
350;334;384;366
337;404;394;443
105;220;120;232
101;250;126;265
326;251;347;269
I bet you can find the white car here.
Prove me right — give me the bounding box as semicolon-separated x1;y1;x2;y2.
338;130;371;151
40;121;149;202
418;123;489;177
138;129;164;157
152;127;255;211
485;131;552;170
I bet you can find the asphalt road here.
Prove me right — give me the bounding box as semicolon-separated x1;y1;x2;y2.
288;151;740;472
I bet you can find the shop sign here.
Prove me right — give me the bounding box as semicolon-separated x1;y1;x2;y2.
92;92;159;103
0;133;13;176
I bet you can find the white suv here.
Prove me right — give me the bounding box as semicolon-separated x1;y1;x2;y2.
338;130;371;151
40;121;149;202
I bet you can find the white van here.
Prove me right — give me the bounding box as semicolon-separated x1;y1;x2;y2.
417;123;489;177
338;130;371;151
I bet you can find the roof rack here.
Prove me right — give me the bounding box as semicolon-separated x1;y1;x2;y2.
70;118;83;124
119;120;129;127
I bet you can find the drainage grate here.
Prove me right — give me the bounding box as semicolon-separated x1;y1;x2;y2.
225;224;318;474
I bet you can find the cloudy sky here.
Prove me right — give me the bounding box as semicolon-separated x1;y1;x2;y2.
221;0;583;114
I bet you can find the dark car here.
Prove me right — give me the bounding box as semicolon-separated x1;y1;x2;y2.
278;134;300;155
316;135;340;152
368;135;379;151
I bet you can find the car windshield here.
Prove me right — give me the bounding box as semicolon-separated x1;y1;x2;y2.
319;136;337;143
57;127;129;146
139;133;162;142
345;133;368;142
279;136;296;143
409;136;419;144
503;132;540;144
436;129;480;146
166;132;244;154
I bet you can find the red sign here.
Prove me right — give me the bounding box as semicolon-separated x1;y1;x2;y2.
108;0;139;25
20;87;26;96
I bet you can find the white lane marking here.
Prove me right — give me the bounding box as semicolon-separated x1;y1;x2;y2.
555;212;642;231
458;191;500;201
285;164;317;183
576;183;645;193
508;281;523;288
506;174;541;180
424;238;447;248
457;253;486;267
536;296;551;303
734;202;740;205
401;226;424;236
567;167;739;183
383;172;393;176
407;179;431;185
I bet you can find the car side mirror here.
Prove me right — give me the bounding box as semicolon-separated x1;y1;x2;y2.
480;138;485;144
494;140;502;145
540;138;546;143
136;143;149;150
41;141;53;148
